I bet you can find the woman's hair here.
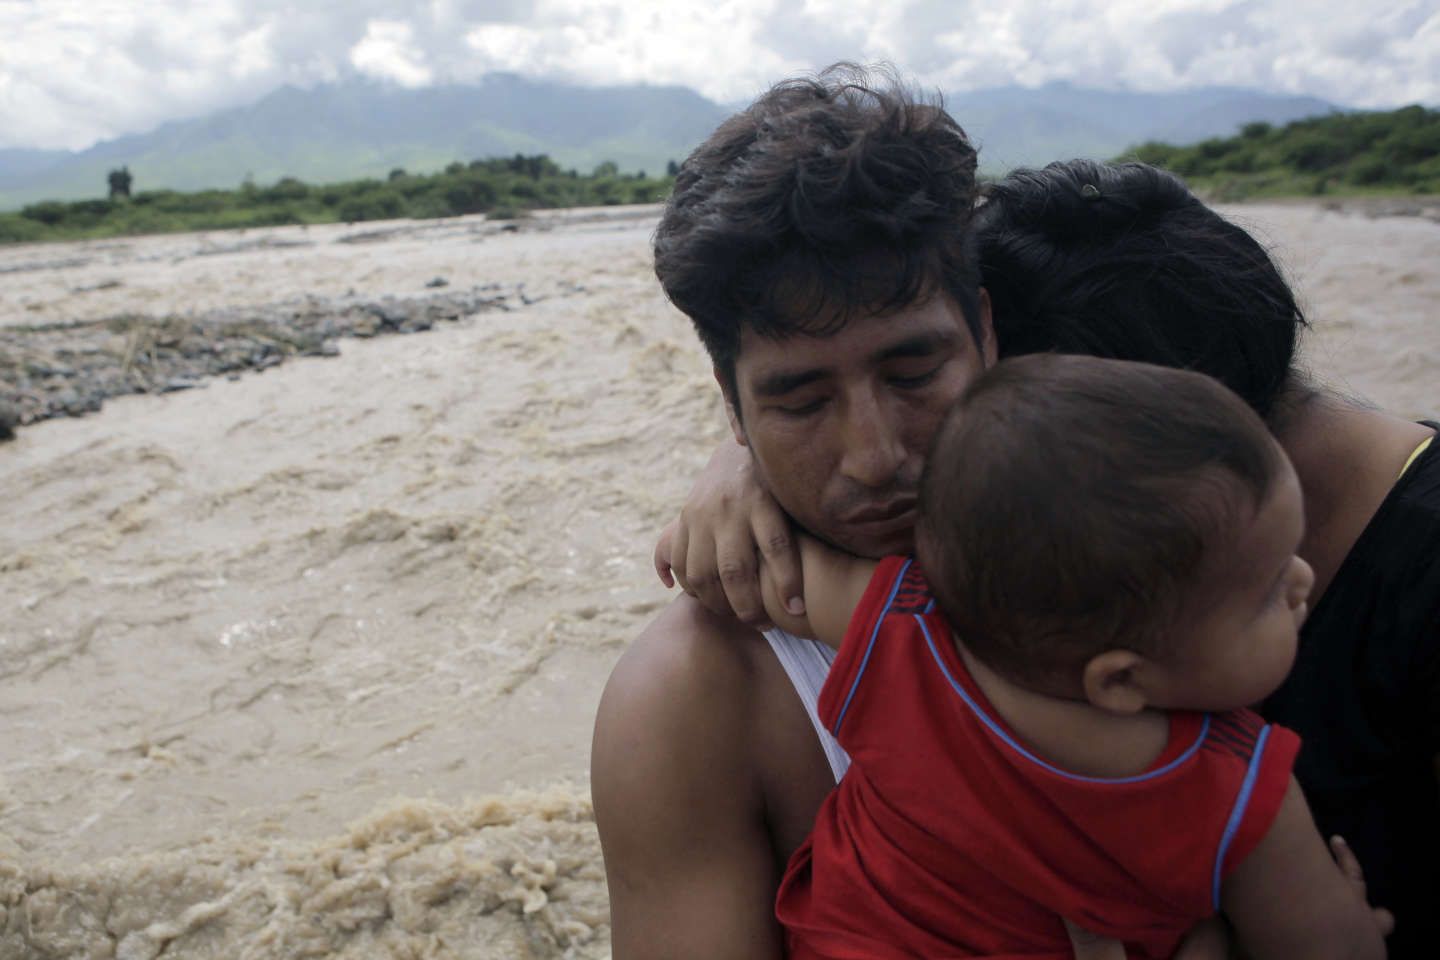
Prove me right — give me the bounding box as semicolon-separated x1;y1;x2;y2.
976;160;1306;421
653;63;982;402
917;353;1285;690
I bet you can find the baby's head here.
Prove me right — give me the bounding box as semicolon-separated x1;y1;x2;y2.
916;354;1313;715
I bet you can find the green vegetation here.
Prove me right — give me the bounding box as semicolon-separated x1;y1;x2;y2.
0;154;674;244
1120;105;1440;201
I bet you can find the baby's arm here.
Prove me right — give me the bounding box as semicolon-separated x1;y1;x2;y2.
757;535;878;649
1221;777;1387;960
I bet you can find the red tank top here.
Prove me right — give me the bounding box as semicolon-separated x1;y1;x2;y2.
776;556;1299;959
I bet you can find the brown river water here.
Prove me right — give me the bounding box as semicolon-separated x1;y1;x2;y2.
0;202;1436;958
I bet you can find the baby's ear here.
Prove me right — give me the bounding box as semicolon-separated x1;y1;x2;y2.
1081;649;1149;715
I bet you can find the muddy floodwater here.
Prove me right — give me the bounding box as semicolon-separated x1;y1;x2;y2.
1;202;1437;959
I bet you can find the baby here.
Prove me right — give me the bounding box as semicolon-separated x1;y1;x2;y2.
759;353;1387;959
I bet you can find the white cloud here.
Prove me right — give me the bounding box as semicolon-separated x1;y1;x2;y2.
350;19;434;87
0;0;1433;150
464;23;545;72
462;0;797;99
232;23;277;78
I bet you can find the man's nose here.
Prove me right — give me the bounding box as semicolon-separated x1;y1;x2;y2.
838;390;908;489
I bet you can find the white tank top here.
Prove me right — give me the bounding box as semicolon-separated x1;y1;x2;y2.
763;628;851;782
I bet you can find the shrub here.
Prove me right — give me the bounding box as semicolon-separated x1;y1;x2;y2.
336;189;406;223
258;177;310;203
0;214;44;242
442;178;497;215
486;204;529;221
20;201;69;225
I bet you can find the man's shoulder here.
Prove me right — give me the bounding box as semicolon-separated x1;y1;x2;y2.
592;597;774;856
594;603;805;958
593;595;832;805
599;596;770;741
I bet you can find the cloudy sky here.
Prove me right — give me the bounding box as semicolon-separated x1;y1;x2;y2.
1;0;1435;151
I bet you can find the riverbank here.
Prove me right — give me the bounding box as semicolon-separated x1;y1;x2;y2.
0;200;1436;959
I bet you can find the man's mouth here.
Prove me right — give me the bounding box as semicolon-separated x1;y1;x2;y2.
843;498;917;526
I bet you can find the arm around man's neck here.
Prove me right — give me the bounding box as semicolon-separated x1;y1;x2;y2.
758;534;878;649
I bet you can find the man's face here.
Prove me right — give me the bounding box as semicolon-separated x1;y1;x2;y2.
726;292;995;558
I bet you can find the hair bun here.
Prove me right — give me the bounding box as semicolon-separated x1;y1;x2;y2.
981;160;1197;242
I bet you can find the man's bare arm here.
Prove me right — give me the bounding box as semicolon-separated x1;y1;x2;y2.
593;604;785;959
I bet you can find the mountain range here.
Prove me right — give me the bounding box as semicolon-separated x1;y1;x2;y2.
0;74;1343;210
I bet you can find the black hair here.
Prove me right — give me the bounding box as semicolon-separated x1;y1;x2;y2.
976;160;1305;420
653;63;983;402
917;353;1286;689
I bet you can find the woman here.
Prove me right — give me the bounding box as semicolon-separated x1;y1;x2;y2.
657;160;1438;955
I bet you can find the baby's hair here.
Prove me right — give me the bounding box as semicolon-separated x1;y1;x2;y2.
916;354;1285;690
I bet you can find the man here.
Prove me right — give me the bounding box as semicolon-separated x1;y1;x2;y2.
592;65;1131;958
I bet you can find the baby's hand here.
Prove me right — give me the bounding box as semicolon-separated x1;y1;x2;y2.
652;441;803;630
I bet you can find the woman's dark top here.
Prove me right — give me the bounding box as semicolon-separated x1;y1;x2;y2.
1263;426;1440;958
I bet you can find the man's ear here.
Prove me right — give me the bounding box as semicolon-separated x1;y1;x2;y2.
976;287;998;368
714;367;747;446
1081;649;1150;715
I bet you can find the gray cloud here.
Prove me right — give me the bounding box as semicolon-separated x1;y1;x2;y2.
0;0;1433;150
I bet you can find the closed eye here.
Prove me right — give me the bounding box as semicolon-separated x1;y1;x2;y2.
775;397;827;417
888;365;944;389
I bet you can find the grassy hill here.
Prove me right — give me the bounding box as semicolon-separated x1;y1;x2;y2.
0;155;672;244
6;94;1433;244
1120;105;1440;199
950;82;1337;172
0;76;725;211
0;76;1350;211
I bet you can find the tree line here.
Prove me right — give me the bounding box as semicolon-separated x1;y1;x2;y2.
0;154;678;244
7;104;1435;244
1121;104;1440;200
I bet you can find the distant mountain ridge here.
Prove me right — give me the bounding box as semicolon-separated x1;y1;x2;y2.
0;75;730;210
946;81;1339;170
0;75;1346;209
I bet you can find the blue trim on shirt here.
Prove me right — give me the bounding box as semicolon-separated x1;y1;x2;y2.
916;614;1211;784
832;558;912;736
1212;723;1273;910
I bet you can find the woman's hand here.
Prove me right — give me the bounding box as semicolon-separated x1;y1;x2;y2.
1330;835;1395;938
653;441;803;629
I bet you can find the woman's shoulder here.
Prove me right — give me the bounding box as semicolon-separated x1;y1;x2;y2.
1346;425;1440;565
1310;424;1440;643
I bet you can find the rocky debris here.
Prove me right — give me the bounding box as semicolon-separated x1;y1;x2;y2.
0;256;95;277
335;227;413;245
0;282;583;440
1328;197;1440;224
425;276;449;288
192;236;314;257
72;278;124;293
1241;196;1440;224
